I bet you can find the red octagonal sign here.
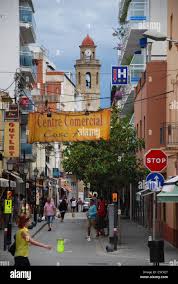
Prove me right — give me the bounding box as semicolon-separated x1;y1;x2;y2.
144;149;167;172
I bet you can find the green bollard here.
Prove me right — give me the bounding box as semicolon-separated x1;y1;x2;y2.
57;239;64;253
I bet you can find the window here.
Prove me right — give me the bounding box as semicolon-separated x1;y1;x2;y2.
160;128;164;145
78;72;81;85
169;13;173;50
163;203;166;222
137;123;139;137
140;120;142;138
96;72;99;85
144;116;145;139
86;72;91;89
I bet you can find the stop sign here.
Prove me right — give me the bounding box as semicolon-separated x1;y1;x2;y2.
144;149;167;172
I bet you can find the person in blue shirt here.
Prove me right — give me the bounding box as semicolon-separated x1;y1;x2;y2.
86;199;97;241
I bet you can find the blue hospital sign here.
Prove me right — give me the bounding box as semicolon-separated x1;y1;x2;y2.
112;66;128;85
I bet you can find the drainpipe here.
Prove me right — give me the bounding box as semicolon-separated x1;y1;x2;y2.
147;42;153;63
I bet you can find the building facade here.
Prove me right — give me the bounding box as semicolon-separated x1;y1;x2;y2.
115;0;167;116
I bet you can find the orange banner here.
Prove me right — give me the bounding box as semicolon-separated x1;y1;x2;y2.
27;109;111;143
4;122;20;157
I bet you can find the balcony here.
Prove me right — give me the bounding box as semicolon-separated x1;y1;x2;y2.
160;123;178;148
128;0;149;22
119;0;149;64
130;54;145;85
19;6;36;44
20;51;36;83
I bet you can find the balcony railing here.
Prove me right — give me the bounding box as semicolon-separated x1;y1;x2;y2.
19;6;36;29
20;51;37;81
19;6;36;41
130;64;145;84
20;51;33;67
160;123;178;147
127;0;149;22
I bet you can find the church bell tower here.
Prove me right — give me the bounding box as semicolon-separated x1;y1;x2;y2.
75;35;101;111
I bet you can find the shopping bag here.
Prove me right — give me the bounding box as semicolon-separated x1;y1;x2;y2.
57;239;64;253
8;238;16;256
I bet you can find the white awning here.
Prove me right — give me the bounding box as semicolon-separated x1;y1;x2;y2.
0;178;16;188
6;171;23;183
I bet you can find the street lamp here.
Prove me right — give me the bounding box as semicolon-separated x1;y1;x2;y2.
143;30;178;43
143;31;178;62
33;168;39;225
19;164;28;214
4;160;13;250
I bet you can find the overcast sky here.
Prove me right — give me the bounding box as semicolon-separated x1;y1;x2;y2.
34;0;119;108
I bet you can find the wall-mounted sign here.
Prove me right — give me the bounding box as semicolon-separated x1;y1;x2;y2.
4;122;20;157
112;193;119;203
112;66;129;85
5;104;19;120
4;199;12;214
0;102;9;110
7;191;13;199
53;168;60;178
27;109;111;143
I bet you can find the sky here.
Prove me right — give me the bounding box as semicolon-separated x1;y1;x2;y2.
34;0;119;108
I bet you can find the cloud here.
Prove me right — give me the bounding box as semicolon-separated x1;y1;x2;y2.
34;0;118;107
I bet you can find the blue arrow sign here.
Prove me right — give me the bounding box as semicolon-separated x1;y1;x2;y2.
146;172;165;192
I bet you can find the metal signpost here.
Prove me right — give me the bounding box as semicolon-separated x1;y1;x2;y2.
146;173;165;240
144;149;167;265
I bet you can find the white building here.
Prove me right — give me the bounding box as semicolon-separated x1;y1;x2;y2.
116;0;167;116
0;0;36;97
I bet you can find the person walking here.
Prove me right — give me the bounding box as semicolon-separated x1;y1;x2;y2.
96;197;106;237
44;197;56;231
77;198;83;212
19;199;31;219
58;198;68;222
70;197;77;217
86;199;97;241
14;214;52;267
92;193;98;207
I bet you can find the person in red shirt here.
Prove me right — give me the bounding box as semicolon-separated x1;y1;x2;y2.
96;197;106;237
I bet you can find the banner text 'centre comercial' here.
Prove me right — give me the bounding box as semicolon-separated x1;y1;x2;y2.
27;109;111;143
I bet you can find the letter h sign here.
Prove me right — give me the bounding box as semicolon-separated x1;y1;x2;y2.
112;66;128;85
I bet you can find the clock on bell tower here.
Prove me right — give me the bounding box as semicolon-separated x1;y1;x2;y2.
74;35;101;111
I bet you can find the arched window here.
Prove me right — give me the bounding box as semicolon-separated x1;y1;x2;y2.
86;72;91;89
96;72;99;85
78;72;81;84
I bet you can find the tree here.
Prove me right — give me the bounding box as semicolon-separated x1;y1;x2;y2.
62;107;146;196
